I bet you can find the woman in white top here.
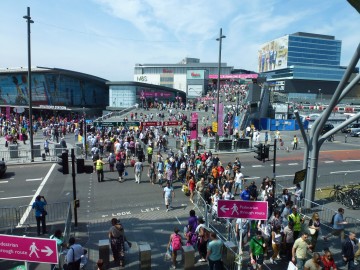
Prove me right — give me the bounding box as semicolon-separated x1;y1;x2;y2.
270;226;282;264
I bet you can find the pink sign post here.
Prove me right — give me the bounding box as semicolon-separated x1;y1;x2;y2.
190;112;198;140
0;234;58;265
217;200;268;220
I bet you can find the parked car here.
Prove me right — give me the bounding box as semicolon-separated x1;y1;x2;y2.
341;123;360;133
350;128;360;137
321;123;334;135
0;161;7;177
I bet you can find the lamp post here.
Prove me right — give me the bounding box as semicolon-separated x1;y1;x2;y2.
215;28;226;152
23;7;34;162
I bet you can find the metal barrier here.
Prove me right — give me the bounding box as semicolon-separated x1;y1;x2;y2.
0;207;18;232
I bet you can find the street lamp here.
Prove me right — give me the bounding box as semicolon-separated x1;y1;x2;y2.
23;7;34;162
318;88;322;104
215;28;226;152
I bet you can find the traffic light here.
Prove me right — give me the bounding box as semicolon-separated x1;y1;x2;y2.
58;152;69;174
264;145;270;159
254;143;263;161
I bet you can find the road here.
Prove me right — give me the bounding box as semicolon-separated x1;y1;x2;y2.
1;132;360;269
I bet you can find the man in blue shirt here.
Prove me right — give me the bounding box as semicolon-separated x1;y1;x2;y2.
240;186;251;201
324;208;348;243
32;195;47;236
206;232;223;270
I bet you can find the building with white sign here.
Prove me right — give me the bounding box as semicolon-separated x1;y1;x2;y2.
134;57;234;94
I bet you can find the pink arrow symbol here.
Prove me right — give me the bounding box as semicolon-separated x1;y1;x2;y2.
41;246;53;256
220;205;229;213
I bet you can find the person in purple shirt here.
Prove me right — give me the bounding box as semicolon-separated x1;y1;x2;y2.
240;186;251;201
187;210;198;233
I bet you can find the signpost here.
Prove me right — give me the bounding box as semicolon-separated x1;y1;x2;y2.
94;121;140;127
0;234;58;267
141;121;162;127
217;200;268;270
163;121;182;126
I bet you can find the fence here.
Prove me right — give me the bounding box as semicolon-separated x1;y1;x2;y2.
0;201;72;232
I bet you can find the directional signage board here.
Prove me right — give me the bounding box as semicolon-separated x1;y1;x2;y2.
217;200;268;220
94;121;140;127
163;121;182;126
141;121;162;127
0;234;58;264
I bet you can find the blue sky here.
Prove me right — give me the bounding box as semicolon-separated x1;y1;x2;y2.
0;0;359;81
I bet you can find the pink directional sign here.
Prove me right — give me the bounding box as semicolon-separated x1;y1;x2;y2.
0;234;58;264
217;200;268;220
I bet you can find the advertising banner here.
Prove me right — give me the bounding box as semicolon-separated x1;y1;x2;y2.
217;200;268;220
258;35;289;72
208;74;258;79
138;89;172;98
186;70;205;80
190;113;198;140
187;85;203;98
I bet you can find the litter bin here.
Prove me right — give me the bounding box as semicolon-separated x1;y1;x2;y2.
76;158;85;174
42;153;46;161
9;144;18;158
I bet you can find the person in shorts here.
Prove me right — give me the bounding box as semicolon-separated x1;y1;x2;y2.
163;182;174;212
249;230;266;269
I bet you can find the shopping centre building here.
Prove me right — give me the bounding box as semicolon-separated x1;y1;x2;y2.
259;32;360;101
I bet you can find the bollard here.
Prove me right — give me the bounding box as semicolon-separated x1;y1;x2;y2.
139;243;151;270
98;239;110;267
182;245;195;270
223;241;237;268
42;153;46;161
345;134;347;143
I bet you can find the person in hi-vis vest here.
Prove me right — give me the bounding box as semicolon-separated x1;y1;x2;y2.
95;156;106;182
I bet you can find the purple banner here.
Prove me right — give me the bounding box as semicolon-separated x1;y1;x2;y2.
209;74;258;79
217;104;224;136
139;90;172;98
6;106;10;119
190;112;198;140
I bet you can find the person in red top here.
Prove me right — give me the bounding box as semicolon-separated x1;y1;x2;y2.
321;249;337;270
217;162;224;180
188;176;196;204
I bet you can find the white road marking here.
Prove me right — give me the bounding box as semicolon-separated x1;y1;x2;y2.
17;164;56;228
175;216;182;225
330;170;360;174
288;163;298;165
342;160;360;162
252;165;263;168
26;178;43;182
324;161;334;163
276;175;294;178
245;177;260;180
270;164;280;167
0;181;9;184
0;195;33;200
65;192;70;196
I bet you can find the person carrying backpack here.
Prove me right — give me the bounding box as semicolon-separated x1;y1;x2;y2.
323;208;348;244
167;227;183;269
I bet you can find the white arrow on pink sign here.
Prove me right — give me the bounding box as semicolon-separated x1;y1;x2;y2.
217;200;268;220
0;234;58;264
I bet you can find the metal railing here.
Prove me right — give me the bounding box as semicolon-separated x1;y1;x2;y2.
94;104;139;122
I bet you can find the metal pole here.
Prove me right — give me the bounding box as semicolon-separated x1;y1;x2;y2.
237;219;243;270
215;28;225;152
71;149;78;227
83;107;87;159
23;7;34;162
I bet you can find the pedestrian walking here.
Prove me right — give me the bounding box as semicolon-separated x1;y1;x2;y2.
206;232;223;270
304;252;322;270
148;161;156;184
167;227;183;269
293;135;298;150
147;145;153;164
32;195;47;236
249;230;266;270
163;182;174;211
292;232;312;270
308;212;321;252
95;156;106;182
50;229;66;270
323;207;347;243
108;218;131;268
108;152;116;172
342;232;357;270
134;159;143;183
116;159;125;182
65;237;84;270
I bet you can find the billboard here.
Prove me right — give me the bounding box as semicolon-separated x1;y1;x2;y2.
258;35;289;72
187;85;203;98
186;70;205;80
